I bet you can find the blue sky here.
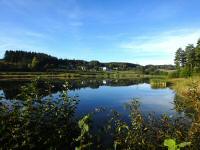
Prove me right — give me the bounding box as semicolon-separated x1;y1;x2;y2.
0;0;200;65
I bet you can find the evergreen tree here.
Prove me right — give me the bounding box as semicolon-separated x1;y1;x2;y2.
195;39;200;69
180;49;186;67
185;44;195;71
174;48;183;69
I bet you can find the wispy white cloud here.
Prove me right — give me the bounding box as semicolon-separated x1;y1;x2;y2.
119;28;200;65
121;29;200;52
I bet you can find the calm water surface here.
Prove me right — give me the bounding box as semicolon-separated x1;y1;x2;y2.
0;79;176;120
70;83;175;116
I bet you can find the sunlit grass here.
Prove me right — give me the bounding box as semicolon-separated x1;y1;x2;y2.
173;76;200;98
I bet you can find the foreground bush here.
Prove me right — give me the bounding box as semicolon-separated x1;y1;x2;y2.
0;79;199;149
105;100;191;150
173;77;200;149
0;79;81;149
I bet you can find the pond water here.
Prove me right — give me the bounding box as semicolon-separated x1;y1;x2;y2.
0;78;176;120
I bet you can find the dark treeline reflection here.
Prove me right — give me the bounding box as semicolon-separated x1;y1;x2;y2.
0;78;149;99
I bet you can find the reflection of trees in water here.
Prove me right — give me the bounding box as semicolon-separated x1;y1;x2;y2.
0;78;149;99
0;80;29;99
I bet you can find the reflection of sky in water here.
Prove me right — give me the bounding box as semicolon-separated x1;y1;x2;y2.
68;83;175;117
0;90;4;98
0;83;176;120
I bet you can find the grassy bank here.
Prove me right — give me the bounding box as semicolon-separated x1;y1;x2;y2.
0;71;156;80
171;76;200;112
166;76;200;97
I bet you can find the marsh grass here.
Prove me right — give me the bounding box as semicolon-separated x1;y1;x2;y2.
173;77;200;112
150;79;168;89
173;76;200;149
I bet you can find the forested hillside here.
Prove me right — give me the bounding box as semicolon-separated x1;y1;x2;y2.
0;50;175;73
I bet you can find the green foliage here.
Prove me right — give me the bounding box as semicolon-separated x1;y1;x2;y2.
195;39;200;68
173;38;200;77
173;77;200;149
164;139;191;150
175;48;187;69
179;67;191;78
75;115;93;150
175;79;200;115
150;79;168;88
174;48;185;69
3;50;58;71
1;78;200;149
0;50;175;73
164;139;177;150
1;50;141;72
0;79;79;149
104;100;191;150
168;71;180;78
185;44;195;70
30;56;40;70
0;81;192;149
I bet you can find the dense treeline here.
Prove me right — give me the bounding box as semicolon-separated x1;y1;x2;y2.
174;38;200;77
0;50;140;71
1;51;58;71
0;50;174;73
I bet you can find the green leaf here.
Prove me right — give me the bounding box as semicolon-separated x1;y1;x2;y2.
118;124;129;132
75;147;81;150
164;139;177;150
178;142;191;148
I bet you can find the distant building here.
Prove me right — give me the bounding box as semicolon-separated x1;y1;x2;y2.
102;67;108;71
103;80;107;84
80;66;86;71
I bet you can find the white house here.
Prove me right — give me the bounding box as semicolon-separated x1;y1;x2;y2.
102;67;108;71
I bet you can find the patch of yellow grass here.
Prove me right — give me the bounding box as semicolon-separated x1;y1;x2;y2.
173;77;200;97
